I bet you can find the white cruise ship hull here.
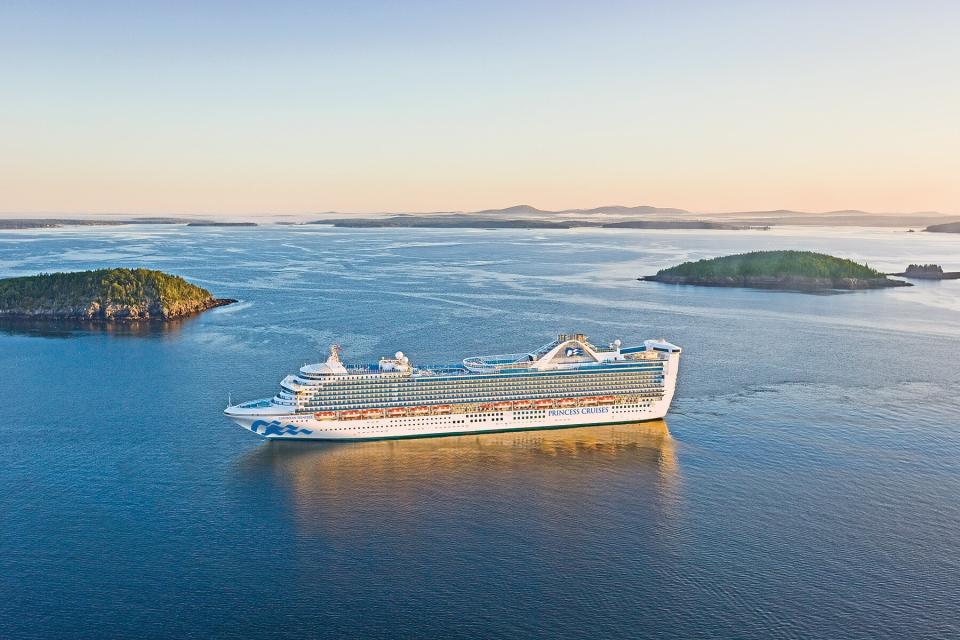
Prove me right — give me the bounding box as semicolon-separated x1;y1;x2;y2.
228;400;673;441
225;333;681;442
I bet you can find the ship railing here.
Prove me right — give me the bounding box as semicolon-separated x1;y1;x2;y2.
301;391;667;414
300;386;666;410
435;358;664;377
240;399;273;408
591;345;619;353
308;357;664;381
463;352;532;370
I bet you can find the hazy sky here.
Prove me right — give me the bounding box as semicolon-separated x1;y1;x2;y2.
2;1;958;215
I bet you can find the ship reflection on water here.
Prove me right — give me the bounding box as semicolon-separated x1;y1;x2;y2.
235;420;680;537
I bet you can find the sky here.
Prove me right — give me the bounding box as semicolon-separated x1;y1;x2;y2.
1;1;958;216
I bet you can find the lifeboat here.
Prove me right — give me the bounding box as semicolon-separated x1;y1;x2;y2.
493;401;513;411
558;397;578;408
512;400;533;410
433;405;453;415
597;396;617;405
478;403;495;412
313;411;337;420
533;398;554;409
340;410;362;420
362;408;385;419
386;407;408;417
411;406;431;416
579;397;598;407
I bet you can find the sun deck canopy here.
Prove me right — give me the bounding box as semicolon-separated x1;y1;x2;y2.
462;333;639;373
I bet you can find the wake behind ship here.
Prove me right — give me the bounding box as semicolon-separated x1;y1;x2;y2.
225;333;681;441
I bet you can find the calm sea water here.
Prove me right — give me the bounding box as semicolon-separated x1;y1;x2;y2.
1;225;959;639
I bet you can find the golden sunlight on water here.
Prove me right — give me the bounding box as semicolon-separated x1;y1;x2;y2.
236;421;679;536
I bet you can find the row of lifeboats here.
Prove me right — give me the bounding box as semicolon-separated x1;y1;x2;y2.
313;396;622;421
481;396;618;411
314;405;455;421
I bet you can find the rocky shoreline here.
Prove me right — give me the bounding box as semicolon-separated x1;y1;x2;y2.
0;297;236;322
640;274;911;290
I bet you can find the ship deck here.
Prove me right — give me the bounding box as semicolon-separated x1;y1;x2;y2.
338;358;662;379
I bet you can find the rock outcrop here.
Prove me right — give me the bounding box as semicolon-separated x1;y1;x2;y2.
891;264;960;280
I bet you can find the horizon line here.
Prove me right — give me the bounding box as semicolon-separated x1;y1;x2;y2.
0;204;957;219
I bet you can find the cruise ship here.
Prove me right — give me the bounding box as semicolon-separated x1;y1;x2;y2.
225;333;681;441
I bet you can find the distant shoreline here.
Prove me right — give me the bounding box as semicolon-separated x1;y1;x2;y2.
186;222;258;227
2;204;957;230
315;216;754;230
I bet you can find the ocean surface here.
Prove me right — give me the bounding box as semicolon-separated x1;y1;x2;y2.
1;225;959;639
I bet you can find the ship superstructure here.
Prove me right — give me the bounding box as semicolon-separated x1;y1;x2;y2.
225;333;681;440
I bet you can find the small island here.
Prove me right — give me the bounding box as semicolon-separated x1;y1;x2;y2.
890;264;960;280
601;220;747;230
186;221;258;227
924;222;960;233
0;268;235;321
641;250;911;290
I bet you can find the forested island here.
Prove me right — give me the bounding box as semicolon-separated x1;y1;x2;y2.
186;222;258;227
0;268;235;321
641;250;911;290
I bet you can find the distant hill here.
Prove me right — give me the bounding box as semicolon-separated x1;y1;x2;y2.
2;205;955;229
561;205;691;216
925;222;960;233
470;204;690;216
0;268;234;321
472;205;550;216
642;250;910;290
450;205;953;227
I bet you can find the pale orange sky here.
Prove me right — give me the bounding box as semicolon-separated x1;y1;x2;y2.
2;1;958;216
